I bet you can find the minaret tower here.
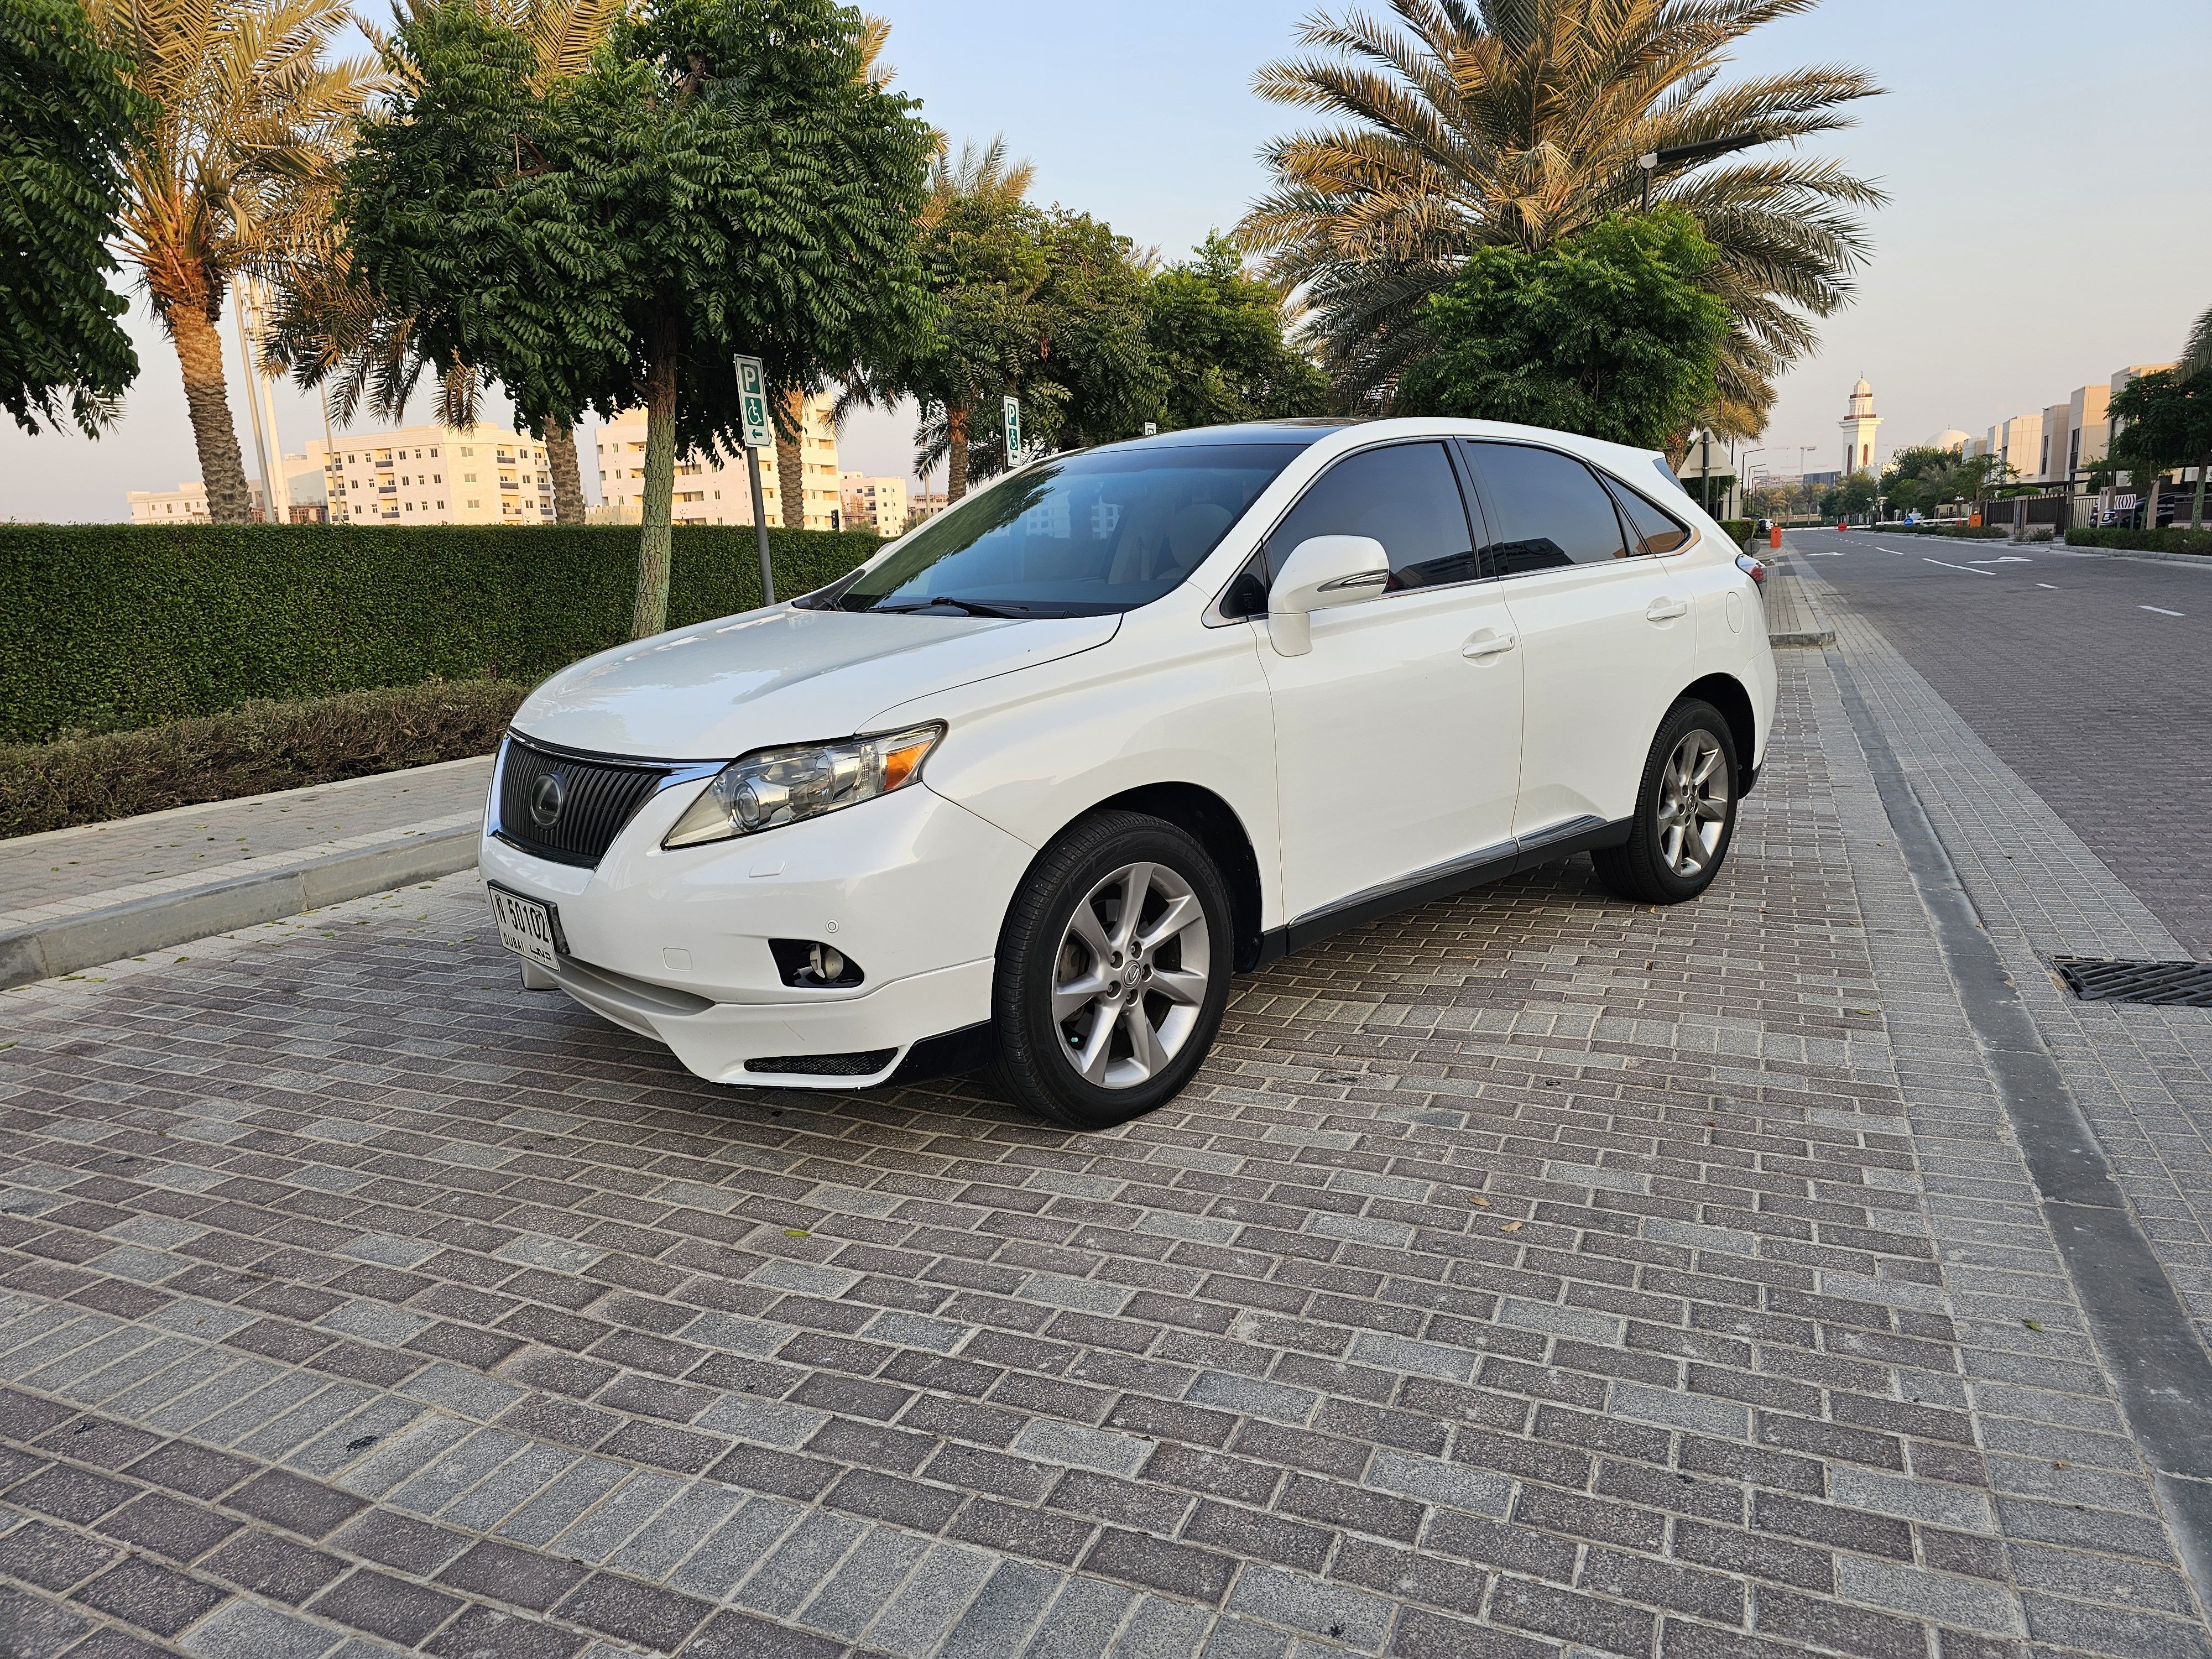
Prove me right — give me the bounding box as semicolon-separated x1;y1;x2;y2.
1841;375;1881;476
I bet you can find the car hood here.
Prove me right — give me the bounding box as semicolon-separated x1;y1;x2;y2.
511;604;1121;760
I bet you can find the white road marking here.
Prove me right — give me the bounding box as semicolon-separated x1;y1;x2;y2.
1923;557;1994;575
2037;583;2059;589
2141;606;2184;617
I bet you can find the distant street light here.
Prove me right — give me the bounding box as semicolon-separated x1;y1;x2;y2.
1638;132;1766;210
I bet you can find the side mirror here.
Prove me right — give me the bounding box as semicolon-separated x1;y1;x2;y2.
1267;535;1389;656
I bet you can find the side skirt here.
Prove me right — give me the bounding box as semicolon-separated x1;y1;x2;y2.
1253;815;1632;966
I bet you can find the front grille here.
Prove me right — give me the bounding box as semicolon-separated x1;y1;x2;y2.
495;734;669;868
2052;957;2212;1008
745;1050;898;1077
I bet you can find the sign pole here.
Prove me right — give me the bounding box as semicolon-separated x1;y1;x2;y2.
745;447;774;605
734;355;777;606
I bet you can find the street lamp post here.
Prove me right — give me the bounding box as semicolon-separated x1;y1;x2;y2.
1637;133;1767;210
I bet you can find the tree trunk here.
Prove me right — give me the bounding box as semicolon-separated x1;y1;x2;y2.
545;418;587;524
632;333;679;640
169;302;255;523
946;405;969;504
775;388;807;529
2191;446;2209;532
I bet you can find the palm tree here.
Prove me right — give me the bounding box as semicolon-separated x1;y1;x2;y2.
266;0;620;522
2181;301;2212;383
88;0;376;521
1236;0;1885;440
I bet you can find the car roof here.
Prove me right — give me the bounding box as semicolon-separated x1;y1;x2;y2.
1087;420;1361;454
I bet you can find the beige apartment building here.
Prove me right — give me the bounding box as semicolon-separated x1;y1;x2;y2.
906;490;950;526
592;399;841;529
840;472;908;536
315;424;552;525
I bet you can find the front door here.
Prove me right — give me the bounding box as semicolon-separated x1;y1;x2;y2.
1256;441;1526;925
1460;441;1698;836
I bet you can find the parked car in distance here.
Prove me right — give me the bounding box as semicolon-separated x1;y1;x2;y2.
479;418;1778;1128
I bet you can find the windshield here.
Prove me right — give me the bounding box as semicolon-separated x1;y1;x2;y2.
826;445;1302;617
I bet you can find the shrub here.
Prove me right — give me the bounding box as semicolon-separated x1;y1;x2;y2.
1715;518;1755;547
0;522;880;745
1892;523;2006;539
0;679;526;837
2065;525;2212;556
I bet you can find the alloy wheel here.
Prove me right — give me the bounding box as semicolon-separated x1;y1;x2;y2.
1051;860;1211;1089
1656;729;1730;877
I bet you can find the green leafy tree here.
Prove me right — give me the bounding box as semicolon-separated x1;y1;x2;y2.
1819;470;1877;518
1883;444;2013;517
268;0;629;523
1399;208;1728;450
1144;233;1327;431
0;0;147;436
345;0;935;636
896;137;1048;504
1237;0;1884;441
2103;369;2212;530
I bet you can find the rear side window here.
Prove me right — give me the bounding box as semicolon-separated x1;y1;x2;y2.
1465;442;1631;572
1264;441;1479;591
1607;479;1693;554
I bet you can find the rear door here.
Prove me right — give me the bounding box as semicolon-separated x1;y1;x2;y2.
1460;441;1697;838
1256;440;1525;924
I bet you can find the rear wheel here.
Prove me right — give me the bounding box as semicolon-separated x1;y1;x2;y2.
1592;698;1740;904
994;811;1233;1129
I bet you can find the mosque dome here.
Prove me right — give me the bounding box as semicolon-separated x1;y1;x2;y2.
1924;429;1971;452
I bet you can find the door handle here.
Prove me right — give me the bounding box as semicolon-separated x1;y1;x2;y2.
1645;597;1688;622
1463;630;1516;659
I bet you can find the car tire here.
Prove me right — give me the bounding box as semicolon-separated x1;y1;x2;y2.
994;810;1234;1129
1592;698;1741;905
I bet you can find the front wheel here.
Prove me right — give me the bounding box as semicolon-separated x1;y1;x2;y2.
994;811;1233;1129
1592;698;1740;904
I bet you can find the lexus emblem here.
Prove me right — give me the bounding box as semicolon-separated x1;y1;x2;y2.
529;771;568;829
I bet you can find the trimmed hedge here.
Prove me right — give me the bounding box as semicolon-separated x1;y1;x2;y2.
0;680;526;837
0;523;880;745
1893;523;2007;539
1715;518;1754;547
2066;525;2212;556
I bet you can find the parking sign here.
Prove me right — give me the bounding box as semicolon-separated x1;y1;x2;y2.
1002;395;1021;458
735;357;771;450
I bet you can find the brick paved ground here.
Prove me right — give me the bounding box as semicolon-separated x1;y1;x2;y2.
1804;562;2212;1350
0;648;2206;1656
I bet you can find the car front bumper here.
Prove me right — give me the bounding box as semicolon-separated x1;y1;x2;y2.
477;778;1035;1087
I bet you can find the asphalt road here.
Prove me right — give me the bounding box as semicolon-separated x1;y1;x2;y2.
1786;528;2212;956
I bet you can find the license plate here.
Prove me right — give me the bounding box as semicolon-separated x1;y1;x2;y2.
488;885;562;971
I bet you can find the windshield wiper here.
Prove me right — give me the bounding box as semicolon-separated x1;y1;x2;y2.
867;597;1030;618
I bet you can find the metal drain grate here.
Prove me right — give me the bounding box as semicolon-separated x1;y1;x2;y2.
2051;957;2212;1007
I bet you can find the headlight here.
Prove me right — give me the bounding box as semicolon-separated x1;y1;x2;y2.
661;723;944;849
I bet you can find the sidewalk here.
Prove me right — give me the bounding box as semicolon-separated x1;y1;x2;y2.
0;756;490;990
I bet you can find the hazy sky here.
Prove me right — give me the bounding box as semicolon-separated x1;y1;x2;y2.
6;0;2206;520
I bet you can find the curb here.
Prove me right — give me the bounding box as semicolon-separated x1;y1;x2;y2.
1767;559;1837;649
2053;542;2212;570
0;824;479;991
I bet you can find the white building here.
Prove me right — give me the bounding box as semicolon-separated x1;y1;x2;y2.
315;424;552;525
1840;377;1881;476
1981;413;2043;483
840;472;908;536
127;455;326;524
592;398;841;530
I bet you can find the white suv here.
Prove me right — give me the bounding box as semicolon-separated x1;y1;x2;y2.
480;419;1776;1127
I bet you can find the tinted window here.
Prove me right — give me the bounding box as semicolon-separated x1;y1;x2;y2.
1466;443;1631;573
1609;480;1693;554
827;445;1299;617
1264;442;1478;591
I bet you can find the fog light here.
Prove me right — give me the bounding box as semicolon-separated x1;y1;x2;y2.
769;938;864;988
